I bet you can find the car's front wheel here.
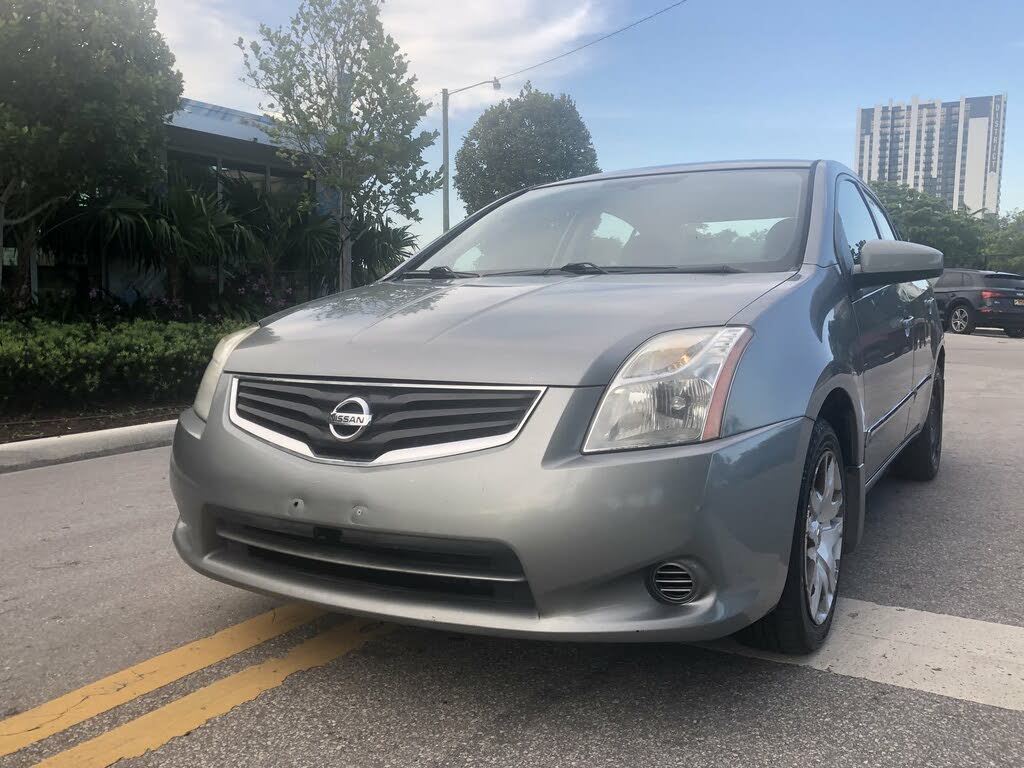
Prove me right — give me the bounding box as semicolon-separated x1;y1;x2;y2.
738;419;845;654
1006;328;1024;339
948;304;974;334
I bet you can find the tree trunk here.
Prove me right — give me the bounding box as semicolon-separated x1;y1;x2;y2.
342;205;350;292
338;192;352;292
14;226;37;302
166;249;182;303
0;202;5;295
342;237;353;292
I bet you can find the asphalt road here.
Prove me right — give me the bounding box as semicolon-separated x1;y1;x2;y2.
2;331;1022;767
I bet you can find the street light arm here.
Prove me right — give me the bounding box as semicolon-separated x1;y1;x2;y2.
448;78;501;96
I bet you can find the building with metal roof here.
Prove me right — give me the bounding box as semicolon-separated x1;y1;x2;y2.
166;98;310;197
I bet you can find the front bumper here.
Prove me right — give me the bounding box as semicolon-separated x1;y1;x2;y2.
171;377;812;642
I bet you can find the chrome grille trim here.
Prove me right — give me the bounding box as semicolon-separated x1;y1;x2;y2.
215;523;527;583
226;375;546;466
209;508;535;607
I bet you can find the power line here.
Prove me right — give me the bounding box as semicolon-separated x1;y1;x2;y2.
493;0;693;84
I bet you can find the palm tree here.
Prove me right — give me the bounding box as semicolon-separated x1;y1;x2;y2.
39;175;418;312
47;184;251;304
147;184;252;302
351;218;416;286
219;175;337;296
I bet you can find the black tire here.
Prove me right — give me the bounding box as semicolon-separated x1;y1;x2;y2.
1005;328;1024;339
895;367;944;481
737;419;846;655
948;303;975;334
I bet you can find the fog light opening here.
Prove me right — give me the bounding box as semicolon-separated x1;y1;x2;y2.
648;561;696;605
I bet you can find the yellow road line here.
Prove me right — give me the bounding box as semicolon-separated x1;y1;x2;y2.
0;603;323;757
33;618;392;768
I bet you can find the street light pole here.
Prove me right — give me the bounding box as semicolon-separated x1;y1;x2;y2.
441;88;450;233
440;78;501;233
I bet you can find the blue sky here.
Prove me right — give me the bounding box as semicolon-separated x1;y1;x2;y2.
156;0;1024;244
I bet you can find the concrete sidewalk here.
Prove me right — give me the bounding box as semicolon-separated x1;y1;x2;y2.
0;419;176;474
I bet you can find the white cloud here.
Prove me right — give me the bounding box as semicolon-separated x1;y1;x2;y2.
155;0;610;115
155;0;261;112
383;0;608;114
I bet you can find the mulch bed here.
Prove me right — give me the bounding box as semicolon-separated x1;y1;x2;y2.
0;404;187;444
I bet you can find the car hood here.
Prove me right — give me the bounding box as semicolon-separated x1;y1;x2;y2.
228;273;788;386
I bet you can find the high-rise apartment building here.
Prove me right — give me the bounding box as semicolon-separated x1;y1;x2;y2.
854;94;1007;213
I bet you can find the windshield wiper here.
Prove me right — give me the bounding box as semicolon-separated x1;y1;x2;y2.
550;261;609;275
424;263;745;279
480;263;611;277
607;265;747;274
397;265;480;280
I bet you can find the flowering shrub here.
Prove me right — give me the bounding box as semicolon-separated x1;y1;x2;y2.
0;320;248;411
221;273;295;317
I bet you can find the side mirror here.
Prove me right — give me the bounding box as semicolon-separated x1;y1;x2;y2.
852;240;943;288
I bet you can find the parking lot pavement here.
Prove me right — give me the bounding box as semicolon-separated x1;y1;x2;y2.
1;332;1022;767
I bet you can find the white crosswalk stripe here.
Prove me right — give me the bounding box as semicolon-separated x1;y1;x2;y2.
708;597;1024;712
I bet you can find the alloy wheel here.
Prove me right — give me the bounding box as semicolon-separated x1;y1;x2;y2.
950;307;970;333
804;449;844;625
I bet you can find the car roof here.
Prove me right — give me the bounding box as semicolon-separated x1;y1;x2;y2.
539;159;822;187
949;268;1023;276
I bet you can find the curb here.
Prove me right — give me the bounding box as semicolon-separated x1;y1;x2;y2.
0;419;177;474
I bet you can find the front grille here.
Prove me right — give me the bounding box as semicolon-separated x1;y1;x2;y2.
212;510;534;607
230;376;543;463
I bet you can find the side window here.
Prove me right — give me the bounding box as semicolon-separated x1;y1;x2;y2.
835;180;879;268
864;196;897;240
935;271;960;289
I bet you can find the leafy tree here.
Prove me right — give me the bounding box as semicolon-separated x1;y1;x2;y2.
980;209;1024;274
0;0;183;296
869;182;986;268
238;0;440;292
454;83;600;214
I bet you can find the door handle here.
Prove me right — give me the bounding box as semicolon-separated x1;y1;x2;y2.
923;297;935;306
900;316;914;327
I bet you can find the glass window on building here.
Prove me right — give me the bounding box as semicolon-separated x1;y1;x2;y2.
168;151;218;192
269;170;310;200
220;160;268;192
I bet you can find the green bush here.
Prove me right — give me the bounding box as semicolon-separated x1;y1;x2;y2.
0;320;248;412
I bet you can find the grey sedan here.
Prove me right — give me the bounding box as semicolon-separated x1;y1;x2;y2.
171;160;945;654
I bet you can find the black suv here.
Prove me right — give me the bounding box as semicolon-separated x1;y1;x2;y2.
934;268;1024;337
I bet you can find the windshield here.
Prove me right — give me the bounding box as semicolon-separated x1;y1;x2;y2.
409;168;810;275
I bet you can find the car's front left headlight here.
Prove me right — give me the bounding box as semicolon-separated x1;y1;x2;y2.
583;326;752;453
192;325;259;421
